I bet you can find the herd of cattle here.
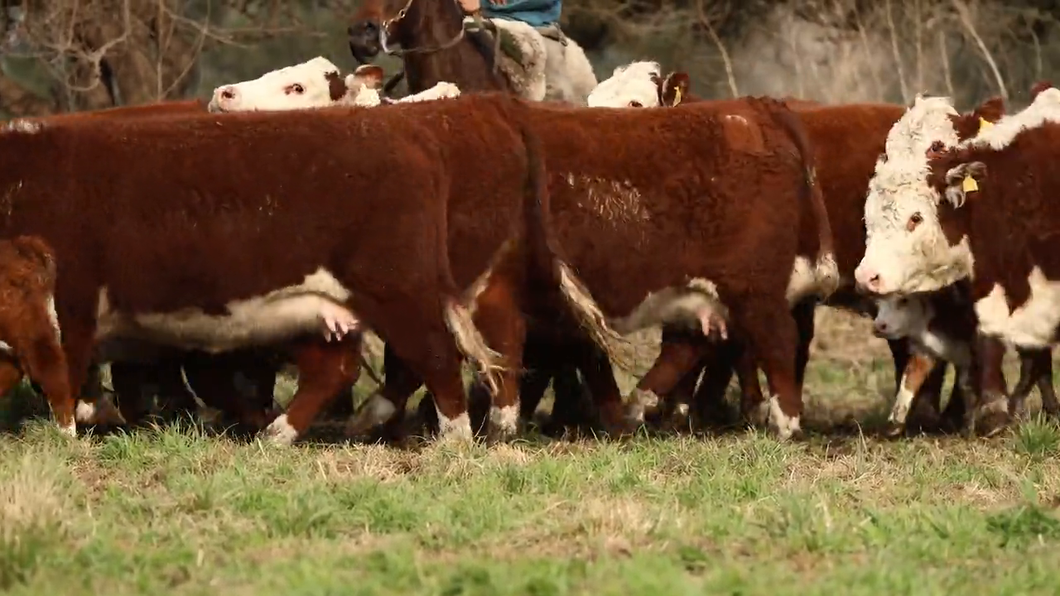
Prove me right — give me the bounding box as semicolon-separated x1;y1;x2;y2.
1;52;1059;450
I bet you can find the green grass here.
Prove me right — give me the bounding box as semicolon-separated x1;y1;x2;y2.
3;312;1060;595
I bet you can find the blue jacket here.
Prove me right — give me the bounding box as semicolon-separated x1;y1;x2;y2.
481;0;561;27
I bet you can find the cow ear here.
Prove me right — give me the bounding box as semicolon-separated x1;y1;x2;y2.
1031;80;1054;100
941;161;987;209
661;72;689;107
972;97;1004;127
351;64;385;90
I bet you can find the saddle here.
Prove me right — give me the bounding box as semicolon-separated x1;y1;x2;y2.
463;16;568;66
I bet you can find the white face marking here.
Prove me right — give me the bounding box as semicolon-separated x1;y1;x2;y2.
767;394;801;440
857;96;970;295
345;393;398;436
434;410;474;444
74;399;96;423
263;414;298;445
873;294;932;340
0;341;11;354
975;267;1060;348
73;395;126;425
208;56;343;112
859;89;1060;296
95;268;358;354
586;61;662;108
488;405;519;438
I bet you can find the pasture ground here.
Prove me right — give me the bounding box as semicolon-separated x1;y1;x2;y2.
3;310;1060;595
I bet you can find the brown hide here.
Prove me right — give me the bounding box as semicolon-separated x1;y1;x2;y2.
640;98;1011;431
0;237;73;429
6;98;287;431
0;94;550;440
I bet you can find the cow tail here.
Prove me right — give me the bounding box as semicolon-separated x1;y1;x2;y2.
515;116;631;371
766;100;839;300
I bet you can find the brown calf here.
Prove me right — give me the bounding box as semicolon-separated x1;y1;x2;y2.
0;236;94;434
0;95;591;444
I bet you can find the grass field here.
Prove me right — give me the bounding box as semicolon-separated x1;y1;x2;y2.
3;310;1060;595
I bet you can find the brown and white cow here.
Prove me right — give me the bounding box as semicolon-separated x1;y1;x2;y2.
8;99;306;434
873;282;1057;434
211;61;839;441
585;62;1010;434
856;87;1060;433
0;94;608;444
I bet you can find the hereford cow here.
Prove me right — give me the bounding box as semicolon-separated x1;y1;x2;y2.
211;61;585;440
856;87;1060;434
873;283;1057;434
583;62;1008;435
214;61;844;441
0;95;608;444
9;99;309;434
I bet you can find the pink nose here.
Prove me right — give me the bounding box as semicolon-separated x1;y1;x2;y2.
873;319;889;336
855;267;883;294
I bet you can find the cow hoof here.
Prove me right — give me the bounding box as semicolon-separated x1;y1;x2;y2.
346;394;397;438
977;410;1010;438
59;420;77;437
435;411;475;445
262;414;299;446
742;400;769;429
767;397;801;441
486;405;519;444
883;421;906;439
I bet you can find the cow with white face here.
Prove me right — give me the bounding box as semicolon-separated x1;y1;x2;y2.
586;61;689;108
209;57;461;113
856;87;1060;434
854;95;985;296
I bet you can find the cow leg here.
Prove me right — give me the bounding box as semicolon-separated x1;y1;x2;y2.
470;272;528;443
546;365;590;435
659;362;700;432
0;358;24;398
346;344;423;443
567;338;628;437
732;297;802;440
906;361;951;433
15;325;74;435
263;337;362;445
627;325;708;427
974;335;1010;438
792;300;816;390
1008;348;1039;422
688;344;736;429
938;375;967;433
110;361;160;426
884;351;937;437
182;350;277;433
1035;350;1060;418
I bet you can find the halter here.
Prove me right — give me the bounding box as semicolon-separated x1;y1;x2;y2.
379;0;467;56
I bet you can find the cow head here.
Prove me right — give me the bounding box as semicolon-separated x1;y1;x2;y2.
586;61;690;108
208;57;383;112
855;94;1006;296
872;293;932;340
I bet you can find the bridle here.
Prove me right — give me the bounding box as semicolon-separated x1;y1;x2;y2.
378;0;466;56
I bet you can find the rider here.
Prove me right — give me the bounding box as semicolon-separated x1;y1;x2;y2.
456;0;562;28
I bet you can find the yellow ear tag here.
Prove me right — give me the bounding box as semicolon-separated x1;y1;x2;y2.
962;176;978;193
672;87;682;107
978;117;994;132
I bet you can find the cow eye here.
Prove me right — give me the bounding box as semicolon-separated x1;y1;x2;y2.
628;100;642;108
906;212;923;231
293;84;305;94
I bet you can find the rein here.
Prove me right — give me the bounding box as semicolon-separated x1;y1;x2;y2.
379;0;467;56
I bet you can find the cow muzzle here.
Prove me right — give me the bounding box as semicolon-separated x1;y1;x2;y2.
348;22;382;64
